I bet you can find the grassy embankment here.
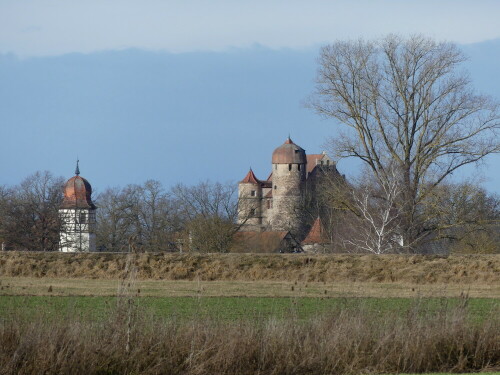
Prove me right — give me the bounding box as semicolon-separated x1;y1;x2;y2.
0;252;499;374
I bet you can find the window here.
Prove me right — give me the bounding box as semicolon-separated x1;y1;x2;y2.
250;208;255;216
320;160;324;165
288;164;292;171
326;160;330;165
274;185;277;190
79;212;87;224
251;190;256;197
298;164;301;171
275;164;277;170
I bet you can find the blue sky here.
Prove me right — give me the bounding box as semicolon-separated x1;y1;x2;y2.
1;1;500;193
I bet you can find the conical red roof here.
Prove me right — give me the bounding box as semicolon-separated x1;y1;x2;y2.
240;168;260;184
302;217;329;244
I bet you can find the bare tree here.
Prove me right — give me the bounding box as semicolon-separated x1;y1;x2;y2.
171;181;238;252
311;35;500;250
342;168;403;254
95;181;179;252
0;171;64;251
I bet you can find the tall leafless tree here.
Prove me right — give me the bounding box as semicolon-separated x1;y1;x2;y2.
311;35;500;250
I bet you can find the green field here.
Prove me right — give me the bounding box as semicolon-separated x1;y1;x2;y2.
1;294;498;322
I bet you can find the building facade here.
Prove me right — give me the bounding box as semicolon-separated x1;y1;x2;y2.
59;162;97;252
237;137;341;240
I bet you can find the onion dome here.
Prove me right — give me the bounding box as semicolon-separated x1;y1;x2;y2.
272;137;306;164
60;161;96;209
240;168;260;184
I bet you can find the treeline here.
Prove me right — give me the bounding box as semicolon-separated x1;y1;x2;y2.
313;174;500;254
0;171;238;252
0;170;499;254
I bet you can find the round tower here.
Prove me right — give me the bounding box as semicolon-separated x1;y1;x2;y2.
59;160;97;252
270;137;306;234
237;168;263;231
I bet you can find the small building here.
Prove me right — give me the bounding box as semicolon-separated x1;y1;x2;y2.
301;217;331;253
59;161;97;252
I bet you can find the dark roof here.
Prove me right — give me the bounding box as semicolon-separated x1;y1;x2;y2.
306;154;326;174
60;175;96;209
272;137;307;164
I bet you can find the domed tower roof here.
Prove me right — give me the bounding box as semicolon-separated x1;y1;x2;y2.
60;161;96;209
272;137;307;164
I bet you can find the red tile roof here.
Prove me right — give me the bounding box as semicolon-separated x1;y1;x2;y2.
302;217;329;244
272;137;307;164
306;154;326;174
240;168;260;184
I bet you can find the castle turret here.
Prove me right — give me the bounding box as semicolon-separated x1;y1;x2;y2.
59;161;97;252
269;137;306;234
237;168;263;231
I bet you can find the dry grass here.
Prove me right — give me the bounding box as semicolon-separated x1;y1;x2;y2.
1;277;499;298
0;299;498;375
1;252;499;284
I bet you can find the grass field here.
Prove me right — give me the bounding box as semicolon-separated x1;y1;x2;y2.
1;252;499;374
1;276;499;298
1;294;498;323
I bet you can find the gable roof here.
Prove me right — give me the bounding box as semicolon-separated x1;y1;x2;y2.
306;154;327;174
302;217;329;245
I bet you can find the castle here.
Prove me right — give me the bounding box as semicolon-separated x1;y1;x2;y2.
237;137;341;250
57;138;339;253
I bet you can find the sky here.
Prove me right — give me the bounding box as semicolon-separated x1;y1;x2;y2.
1;1;500;194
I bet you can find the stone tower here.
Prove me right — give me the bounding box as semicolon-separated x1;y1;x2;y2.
59;161;97;252
237;168;263;230
270;137;306;234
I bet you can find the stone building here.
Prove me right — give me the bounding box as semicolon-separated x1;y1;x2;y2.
237;137;341;244
59;161;97;252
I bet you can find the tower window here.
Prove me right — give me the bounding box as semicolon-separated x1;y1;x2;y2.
274;185;277;190
79;212;87;224
288;164;292;171
275;164;277;170
251;190;256;197
298;164;301;171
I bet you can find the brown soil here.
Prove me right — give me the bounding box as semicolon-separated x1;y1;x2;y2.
0;252;499;284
